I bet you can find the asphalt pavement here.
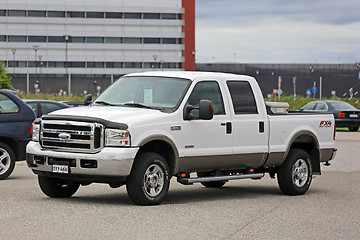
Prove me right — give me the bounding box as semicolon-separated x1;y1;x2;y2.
1;132;359;239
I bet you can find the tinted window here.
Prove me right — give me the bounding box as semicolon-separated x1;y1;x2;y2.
48;36;64;42
124;13;141;19
302;102;316;111
106;37;122;43
187;81;225;116
144;38;160;44
28;36;46;42
0;93;19;114
8;10;26;17
0;35;5;42
227;81;258;114
162;13;177;19
124;37;142;44
86;12;103;18
70;62;85;68
87;37;104;43
68;11;85;18
8;36;26;42
105;12;122;18
124;62;142;68
40;102;63;115
48;11;65;17
0;10;6;16
71;37;85;43
143;13;160;19
28;10;46;17
162;38;177;44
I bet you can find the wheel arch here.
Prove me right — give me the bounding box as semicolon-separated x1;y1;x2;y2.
284;131;321;174
0;137;19;160
137;135;179;176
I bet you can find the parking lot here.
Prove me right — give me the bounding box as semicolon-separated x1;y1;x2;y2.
1;132;359;239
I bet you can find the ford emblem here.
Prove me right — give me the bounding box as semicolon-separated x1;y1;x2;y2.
58;133;71;140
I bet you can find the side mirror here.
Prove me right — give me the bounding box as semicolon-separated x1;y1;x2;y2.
84;94;93;106
183;99;213;120
199;100;213;120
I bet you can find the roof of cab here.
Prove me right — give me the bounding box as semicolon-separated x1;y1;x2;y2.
124;71;254;82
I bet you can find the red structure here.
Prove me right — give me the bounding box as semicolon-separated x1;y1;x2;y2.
182;0;195;71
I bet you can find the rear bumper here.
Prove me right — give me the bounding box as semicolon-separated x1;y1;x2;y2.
320;148;337;162
335;119;360;128
26;141;138;180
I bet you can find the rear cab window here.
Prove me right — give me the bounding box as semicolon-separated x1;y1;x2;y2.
0;93;19;114
226;81;258;114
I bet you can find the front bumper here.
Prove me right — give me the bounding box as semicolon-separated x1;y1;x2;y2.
26;141;138;179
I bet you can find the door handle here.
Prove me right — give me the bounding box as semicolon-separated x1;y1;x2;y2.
259;122;264;133
221;122;232;134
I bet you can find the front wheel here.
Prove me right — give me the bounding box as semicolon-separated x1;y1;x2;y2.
38;176;80;198
126;152;170;205
277;149;312;195
0;142;16;180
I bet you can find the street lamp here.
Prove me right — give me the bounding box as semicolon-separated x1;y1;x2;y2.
152;55;158;70
33;45;39;93
63;34;70;95
11;49;16;81
38;55;43;93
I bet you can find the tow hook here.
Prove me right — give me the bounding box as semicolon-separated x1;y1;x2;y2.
323;161;331;166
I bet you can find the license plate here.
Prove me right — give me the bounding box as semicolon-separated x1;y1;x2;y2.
349;114;358;118
52;165;69;174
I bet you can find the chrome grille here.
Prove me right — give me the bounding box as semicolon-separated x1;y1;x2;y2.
40;120;104;153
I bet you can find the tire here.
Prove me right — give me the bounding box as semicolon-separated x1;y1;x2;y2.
126;152;170;205
277;149;312;195
197;172;226;188
0;142;16;180
38;176;80;198
348;127;359;132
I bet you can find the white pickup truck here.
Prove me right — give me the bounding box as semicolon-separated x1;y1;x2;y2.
26;71;336;205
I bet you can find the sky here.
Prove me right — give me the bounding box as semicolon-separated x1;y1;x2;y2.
195;0;360;64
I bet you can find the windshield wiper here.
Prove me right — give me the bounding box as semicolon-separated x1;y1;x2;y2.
123;103;155;109
94;101;115;106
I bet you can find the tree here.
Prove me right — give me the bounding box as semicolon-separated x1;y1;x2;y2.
0;62;13;90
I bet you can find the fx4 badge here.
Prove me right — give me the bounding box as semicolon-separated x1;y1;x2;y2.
319;121;332;128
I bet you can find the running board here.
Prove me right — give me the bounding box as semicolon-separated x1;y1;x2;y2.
177;173;265;185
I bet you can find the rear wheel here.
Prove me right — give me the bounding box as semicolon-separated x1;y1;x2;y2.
348;127;359;132
38;176;80;198
0;142;16;180
126;152;170;205
277;149;312;195
197;172;227;188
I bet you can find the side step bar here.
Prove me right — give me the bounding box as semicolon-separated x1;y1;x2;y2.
177;173;265;185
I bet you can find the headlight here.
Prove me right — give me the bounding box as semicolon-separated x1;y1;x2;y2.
105;129;130;147
31;123;40;142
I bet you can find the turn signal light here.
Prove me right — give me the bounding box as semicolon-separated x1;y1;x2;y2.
180;173;186;178
338;112;346;118
250;169;254;173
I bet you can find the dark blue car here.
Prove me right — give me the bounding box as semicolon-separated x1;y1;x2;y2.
0;90;35;179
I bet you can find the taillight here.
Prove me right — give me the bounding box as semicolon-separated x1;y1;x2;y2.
333;122;336;140
30;124;33;134
338;112;346;118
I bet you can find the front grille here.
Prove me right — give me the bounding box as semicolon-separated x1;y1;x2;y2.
40;120;104;153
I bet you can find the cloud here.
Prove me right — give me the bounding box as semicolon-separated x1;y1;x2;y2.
195;0;360;63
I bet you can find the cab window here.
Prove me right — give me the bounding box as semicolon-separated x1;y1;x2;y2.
226;81;258;114
0;93;19;114
187;81;225;118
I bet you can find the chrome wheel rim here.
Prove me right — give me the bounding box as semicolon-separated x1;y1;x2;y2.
292;159;309;187
0;148;11;175
143;164;164;197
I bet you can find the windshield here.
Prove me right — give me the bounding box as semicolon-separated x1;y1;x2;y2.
94;76;190;110
327;101;358;111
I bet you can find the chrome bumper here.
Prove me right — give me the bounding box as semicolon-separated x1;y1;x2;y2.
26;141;138;177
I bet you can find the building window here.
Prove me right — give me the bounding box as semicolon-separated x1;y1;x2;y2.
0;10;6;16
105;12;122;19
86;12;104;18
68;11;85;18
48;11;65;18
8;35;26;42
105;37;122;43
161;13;177;19
28;10;46;17
87;37;104;43
18;61;27;67
124;37;142;44
162;38;177;44
144;38;160;44
143;13;160;19
28;36;46;42
71;37;85;43
8;10;26;17
0;35;5;42
124;12;142;19
125;62;142;68
48;36;64;42
70;62;85;68
87;62;105;68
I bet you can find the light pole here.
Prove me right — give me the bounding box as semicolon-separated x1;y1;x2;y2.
11;49;16;81
38;55;43;93
33;45;39;93
152;55;158;70
63;35;70;95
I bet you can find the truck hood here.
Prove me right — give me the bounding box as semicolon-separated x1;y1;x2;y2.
48;105;165;124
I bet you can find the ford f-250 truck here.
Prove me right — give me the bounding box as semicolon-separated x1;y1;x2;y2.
26;72;336;205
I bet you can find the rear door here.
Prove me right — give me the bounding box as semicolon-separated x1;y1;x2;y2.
226;80;269;167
